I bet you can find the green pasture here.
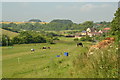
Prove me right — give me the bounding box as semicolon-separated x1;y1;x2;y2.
0;28;19;39
2;37;91;78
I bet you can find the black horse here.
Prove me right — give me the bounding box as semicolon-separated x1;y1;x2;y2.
42;47;47;49
77;43;83;47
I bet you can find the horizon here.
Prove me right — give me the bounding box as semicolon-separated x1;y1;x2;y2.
1;18;112;24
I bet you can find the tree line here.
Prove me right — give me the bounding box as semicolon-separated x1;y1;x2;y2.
2;31;60;46
1;19;110;32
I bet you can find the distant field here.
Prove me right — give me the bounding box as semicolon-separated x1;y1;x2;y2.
0;28;19;38
2;37;91;78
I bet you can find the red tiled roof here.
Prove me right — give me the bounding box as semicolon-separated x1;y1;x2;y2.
103;28;110;30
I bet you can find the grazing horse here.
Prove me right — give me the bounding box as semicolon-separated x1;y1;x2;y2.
42;46;51;49
42;47;47;49
48;47;51;49
31;49;35;52
77;43;83;47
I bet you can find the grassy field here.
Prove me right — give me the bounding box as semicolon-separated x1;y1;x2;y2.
2;37;118;78
2;37;90;78
0;28;19;39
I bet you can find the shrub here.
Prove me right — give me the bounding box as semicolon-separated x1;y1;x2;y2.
46;38;54;44
80;37;86;41
80;36;93;42
12;31;47;44
74;38;79;41
53;37;59;40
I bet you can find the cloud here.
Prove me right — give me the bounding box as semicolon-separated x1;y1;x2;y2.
80;4;96;12
100;4;111;8
80;4;112;12
55;3;113;13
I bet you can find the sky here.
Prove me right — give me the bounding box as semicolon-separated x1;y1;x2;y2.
1;0;120;2
1;1;119;23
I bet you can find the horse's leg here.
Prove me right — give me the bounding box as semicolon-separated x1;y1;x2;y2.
82;45;83;47
77;44;78;47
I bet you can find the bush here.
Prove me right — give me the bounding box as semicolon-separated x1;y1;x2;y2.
33;35;46;43
12;31;47;44
74;38;79;41
80;36;93;41
53;37;59;40
86;36;93;41
46;38;54;44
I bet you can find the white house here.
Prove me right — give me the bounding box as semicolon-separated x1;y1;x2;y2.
86;28;98;37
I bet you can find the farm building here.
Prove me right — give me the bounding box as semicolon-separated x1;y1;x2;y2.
86;28;99;37
81;31;87;36
86;28;98;33
102;28;111;33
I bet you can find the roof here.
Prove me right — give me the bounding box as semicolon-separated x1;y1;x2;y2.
82;31;86;33
103;28;110;30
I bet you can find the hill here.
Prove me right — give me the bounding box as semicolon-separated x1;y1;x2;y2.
0;28;19;38
50;19;73;24
28;19;41;22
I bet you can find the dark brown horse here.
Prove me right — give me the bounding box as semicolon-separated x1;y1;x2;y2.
48;47;51;49
77;43;83;47
42;47;47;49
42;47;51;49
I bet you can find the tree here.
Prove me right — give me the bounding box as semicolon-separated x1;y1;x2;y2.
12;31;48;44
8;22;17;27
80;37;86;41
12;36;22;44
46;38;54;44
85;35;93;41
111;8;120;36
2;20;95;31
2;35;13;46
80;36;93;41
46;32;58;37
82;21;94;29
23;23;34;30
33;22;43;30
33;35;46;43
